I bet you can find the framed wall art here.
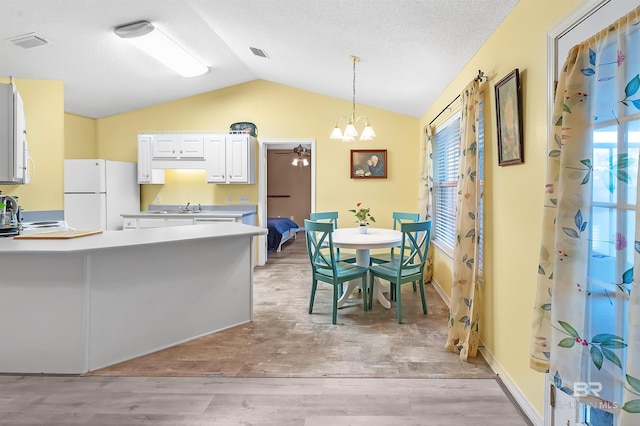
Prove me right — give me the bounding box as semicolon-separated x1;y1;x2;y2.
495;68;524;166
350;149;387;179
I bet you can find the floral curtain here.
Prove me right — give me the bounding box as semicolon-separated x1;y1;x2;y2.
445;80;481;360
530;7;640;422
419;126;434;282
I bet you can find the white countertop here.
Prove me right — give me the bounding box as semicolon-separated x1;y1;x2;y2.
0;223;267;254
122;211;255;218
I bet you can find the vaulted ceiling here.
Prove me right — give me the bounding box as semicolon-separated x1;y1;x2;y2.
0;0;520;119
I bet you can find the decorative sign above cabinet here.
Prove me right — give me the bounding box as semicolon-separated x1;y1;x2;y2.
137;133;256;185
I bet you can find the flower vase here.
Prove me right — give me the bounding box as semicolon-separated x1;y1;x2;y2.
358;224;368;234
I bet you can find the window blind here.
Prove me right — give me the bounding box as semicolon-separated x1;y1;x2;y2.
433;112;461;254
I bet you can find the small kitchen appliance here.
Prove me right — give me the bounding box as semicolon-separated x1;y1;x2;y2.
0;194;21;237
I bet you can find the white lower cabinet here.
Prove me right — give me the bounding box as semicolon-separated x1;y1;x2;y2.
122;215;242;230
123;217;194;229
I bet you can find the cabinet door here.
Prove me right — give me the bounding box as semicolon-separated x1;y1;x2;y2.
226;135;249;183
152;135;178;158
138;136;153;183
204;135;227;183
179;134;204;158
138;136;164;184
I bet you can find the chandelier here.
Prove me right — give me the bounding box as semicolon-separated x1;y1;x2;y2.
329;55;376;142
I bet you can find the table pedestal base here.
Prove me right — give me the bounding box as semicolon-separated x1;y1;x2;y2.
337;248;391;309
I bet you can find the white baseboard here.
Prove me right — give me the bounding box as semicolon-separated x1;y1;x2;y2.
479;345;542;426
429;278;541;426
429;278;450;307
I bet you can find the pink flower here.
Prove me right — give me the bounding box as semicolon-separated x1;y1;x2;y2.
617;50;626;67
615;232;627;250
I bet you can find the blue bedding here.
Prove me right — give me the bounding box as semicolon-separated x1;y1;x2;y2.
267;217;300;251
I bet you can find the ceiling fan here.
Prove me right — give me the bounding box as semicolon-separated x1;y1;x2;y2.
274;144;311;169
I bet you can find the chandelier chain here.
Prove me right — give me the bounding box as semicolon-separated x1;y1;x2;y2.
352;58;357;120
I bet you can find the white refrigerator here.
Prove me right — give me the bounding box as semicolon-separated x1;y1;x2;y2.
64;159;140;230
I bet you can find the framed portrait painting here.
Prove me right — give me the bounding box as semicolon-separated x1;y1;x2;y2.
350;150;387;179
495;69;523;166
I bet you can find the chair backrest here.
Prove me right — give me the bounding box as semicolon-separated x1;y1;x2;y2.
392;212;421;230
390;212;421;255
304;219;337;271
397;221;432;270
309;212;339;228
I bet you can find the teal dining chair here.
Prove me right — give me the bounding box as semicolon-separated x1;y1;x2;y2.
368;221;432;323
369;212;421;265
304;219;370;324
370;212;421;300
309;212;357;264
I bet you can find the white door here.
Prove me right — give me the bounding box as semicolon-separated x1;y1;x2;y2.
64;193;107;230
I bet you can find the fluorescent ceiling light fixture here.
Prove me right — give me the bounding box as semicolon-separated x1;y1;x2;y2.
114;21;209;77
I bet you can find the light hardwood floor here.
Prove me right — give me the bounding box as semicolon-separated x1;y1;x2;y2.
0;233;532;425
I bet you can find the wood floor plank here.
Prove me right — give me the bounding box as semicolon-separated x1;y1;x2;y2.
0;376;530;425
0;235;532;425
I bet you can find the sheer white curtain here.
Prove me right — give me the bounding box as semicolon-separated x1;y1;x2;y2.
530;7;640;421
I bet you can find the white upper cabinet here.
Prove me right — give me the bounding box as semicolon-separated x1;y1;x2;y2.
205;134;255;184
137;133;255;185
151;134;204;159
137;135;165;184
203;135;226;183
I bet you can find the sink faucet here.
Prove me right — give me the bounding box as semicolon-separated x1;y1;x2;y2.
185;202;191;211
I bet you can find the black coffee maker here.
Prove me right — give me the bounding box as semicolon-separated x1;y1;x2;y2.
0;193;21;237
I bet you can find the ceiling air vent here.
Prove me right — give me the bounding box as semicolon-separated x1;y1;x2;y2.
10;33;49;49
249;47;269;58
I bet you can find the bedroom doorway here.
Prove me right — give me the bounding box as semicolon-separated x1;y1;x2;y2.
257;139;316;265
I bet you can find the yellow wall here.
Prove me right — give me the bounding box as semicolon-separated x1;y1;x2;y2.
0;78;64;212
10;1;594;416
64;113;97;159
420;0;582;417
95;80;420;228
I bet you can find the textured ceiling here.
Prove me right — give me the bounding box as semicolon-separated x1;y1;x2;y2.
0;0;520;119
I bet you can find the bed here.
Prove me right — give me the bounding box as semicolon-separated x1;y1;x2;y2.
267;217;301;252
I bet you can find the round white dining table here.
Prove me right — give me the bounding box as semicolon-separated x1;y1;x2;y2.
332;227;403;309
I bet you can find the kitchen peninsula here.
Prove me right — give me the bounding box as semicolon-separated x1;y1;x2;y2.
0;223;267;374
